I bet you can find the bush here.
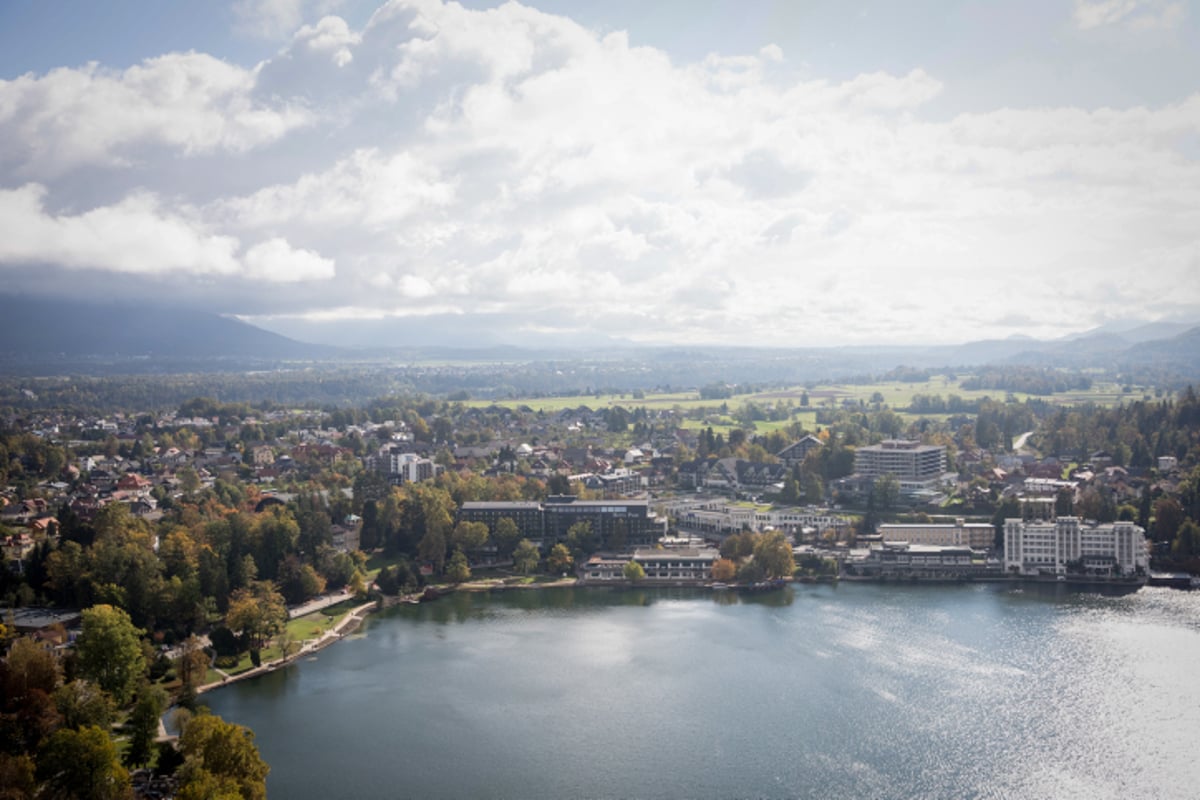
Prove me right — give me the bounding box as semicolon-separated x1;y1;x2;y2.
213;654;239;670
208;626;239;657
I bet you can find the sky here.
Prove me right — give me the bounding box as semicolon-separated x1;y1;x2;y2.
0;0;1198;348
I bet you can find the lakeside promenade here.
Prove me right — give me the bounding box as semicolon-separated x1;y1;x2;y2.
196;599;377;695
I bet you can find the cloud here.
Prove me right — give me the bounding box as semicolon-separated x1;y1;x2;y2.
0;53;312;176
219;148;455;230
0;184;333;284
234;0;344;39
1;0;1197;345
244;237;336;281
1073;0;1186;30
0;184;240;276
294;15;362;66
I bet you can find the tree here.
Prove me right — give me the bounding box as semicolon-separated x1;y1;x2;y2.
711;558;737;582
1171;519;1200;560
492;517;522;558
547;543;573;575
2;636;61;709
175;635;210;708
225;582;286;653
36;725;132;800
417;527;447;575
125;684;167;768
76;605;146;706
276;556;326;605
1152;497;1185;544
874;473;900;513
0;753;35;800
53;681;114;732
449;521;488;554
178;466;201;495
564;521;598;561
622;560;645;581
177;712;269;800
513;540;540;575
446;549;471;584
753;530;795;579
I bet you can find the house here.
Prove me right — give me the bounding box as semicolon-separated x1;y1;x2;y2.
777;435;823;469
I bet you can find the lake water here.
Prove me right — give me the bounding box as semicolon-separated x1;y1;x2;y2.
201;584;1200;799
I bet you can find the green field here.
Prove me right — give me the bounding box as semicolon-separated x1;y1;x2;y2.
462;376;1132;421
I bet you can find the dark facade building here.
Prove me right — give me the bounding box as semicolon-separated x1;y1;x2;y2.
457;495;667;549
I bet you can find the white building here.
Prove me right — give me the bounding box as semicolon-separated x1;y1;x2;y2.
879;518;996;550
853;439;947;492
376;451;441;483
673;500;849;538
1003;516;1148;577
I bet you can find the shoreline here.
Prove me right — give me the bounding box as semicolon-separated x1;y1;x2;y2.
195;599;377;695
192;571;1154;696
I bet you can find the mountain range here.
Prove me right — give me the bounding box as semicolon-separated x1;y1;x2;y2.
0;294;1197;378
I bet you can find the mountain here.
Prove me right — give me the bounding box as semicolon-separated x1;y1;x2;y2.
0;295;334;360
1120;326;1200;372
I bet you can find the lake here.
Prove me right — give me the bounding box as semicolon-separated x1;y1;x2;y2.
201;584;1200;799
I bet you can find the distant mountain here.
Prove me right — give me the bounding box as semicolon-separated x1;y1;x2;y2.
0;295;335;360
1060;318;1199;344
1120;326;1200;372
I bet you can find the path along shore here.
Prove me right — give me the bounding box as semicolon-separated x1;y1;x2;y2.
194;600;377;695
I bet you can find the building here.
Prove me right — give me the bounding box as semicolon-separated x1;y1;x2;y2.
1002;516;1148;577
777;435;823;469
578;548;718;584
457;501;545;544
372;451;443;484
673;500;849;539
456;496;668;550
542;497;667;549
633;548;716;582
878;518;996;550
853;439;947;492
847;542;998;579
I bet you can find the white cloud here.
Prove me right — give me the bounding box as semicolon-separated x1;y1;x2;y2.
0;184;240;276
234;0;344;39
0;53;312;175
2;0;1197;344
244;237;336;281
0;184;335;284
1073;0;1185;30
220;148;455;229
294;15;362;66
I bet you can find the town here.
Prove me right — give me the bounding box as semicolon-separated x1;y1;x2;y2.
2;379;1198;797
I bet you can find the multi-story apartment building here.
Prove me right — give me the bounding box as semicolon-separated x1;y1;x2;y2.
456;496;667;549
369;450;443;484
853;439;947;492
1003;516;1148;576
878;518;996;550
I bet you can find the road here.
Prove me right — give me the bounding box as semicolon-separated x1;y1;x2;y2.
287;588;354;619
1013;430;1035;454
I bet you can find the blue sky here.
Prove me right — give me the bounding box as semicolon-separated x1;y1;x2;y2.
1;0;1197;347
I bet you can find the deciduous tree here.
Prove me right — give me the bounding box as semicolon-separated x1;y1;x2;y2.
225;583;286;653
75;606;145;707
753;530;795;579
177;712;268;800
36;725;132;800
446;549;471;584
547;543;573;575
513;540;540;575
